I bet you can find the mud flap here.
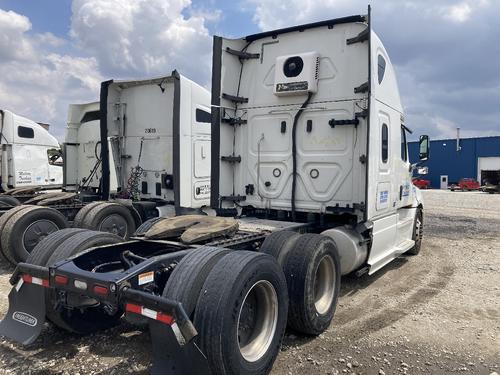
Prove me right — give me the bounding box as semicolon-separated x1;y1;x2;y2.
0;282;46;345
149;320;211;375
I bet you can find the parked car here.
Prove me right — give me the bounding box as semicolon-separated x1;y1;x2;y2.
412;177;431;189
450;178;481;191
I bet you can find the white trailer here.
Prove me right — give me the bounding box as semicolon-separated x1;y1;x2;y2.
0;9;430;375
0;109;63;204
0;71;211;265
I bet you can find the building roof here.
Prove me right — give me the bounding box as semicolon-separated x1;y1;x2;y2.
408;135;500;144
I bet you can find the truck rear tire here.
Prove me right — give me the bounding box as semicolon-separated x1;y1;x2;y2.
26;228;88;266
0;205;33;263
194;252;288;375
407;208;423;255
162;246;230;318
0;196;21;207
259;230;300;266
45;230;124;334
72;201;107;227
82;202;136;239
284;234;341;335
1;206;68;264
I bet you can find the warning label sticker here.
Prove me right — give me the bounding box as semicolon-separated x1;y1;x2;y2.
138;271;155;286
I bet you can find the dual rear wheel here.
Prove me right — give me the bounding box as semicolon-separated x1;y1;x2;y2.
163;231;341;374
260;231;341;335
0;201;137;265
162;247;288;375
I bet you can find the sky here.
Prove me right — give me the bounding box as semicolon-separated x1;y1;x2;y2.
0;0;499;141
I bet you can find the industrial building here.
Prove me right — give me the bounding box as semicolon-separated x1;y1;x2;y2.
408;135;500;189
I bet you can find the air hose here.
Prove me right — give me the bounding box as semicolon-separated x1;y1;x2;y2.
291;92;313;221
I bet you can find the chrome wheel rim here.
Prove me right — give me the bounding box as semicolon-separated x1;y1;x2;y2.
415;215;423;243
23;220;59;252
99;214;128;237
237;280;278;363
314;255;336;315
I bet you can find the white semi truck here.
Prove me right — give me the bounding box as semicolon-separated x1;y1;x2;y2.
0;71;211;264
63;101;118;195
0;109;63;205
0;9;430;375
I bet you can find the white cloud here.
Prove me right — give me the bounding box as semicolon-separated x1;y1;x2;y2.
0;9;36;62
442;0;491;23
249;0;357;30
0;8;102;139
0;0;220;141
70;0;214;86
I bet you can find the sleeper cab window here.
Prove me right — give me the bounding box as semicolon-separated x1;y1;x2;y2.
81;110;100;123
381;124;389;163
196;108;211;123
18;126;34;138
378;55;386;84
401;126;408;162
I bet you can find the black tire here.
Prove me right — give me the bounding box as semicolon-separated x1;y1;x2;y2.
0;205;34;263
26;228;88;266
82;202;136;239
45;230;124;334
407;208;423;256
72;201;107;227
0;196;21;207
163;246;230;318
134;216;164;236
259;230;300;266
284;233;341;335
194;252;288;375
1;206;68;264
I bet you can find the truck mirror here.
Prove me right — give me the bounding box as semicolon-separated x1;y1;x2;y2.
417;166;429;175
419;135;430;161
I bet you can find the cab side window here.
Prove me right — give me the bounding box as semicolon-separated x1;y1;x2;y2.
381;123;389;163
196;108;211;123
401;125;408;162
18;126;34;139
378;55;386;84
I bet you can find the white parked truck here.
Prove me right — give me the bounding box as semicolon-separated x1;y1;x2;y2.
0;109;63;205
0;71;211;264
0;9;429;375
63;101;118;195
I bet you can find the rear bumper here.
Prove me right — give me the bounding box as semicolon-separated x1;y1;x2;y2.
0;262;210;374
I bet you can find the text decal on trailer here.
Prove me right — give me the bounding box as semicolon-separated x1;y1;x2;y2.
12;311;37;327
379;190;389;204
16;171;33;185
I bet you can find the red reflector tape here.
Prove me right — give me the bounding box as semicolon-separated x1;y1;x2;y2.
157;311;174;325
125;303;142;314
21;274;32;283
22;274;49;288
93;285;109;296
55;275;68;285
125;303;174;325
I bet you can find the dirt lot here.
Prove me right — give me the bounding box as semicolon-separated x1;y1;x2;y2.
0;190;498;374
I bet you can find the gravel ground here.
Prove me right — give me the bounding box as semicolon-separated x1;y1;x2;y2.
0;190;498;374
